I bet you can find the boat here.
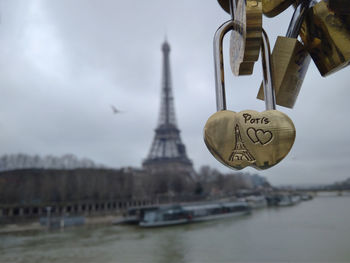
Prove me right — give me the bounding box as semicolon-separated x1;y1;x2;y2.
265;194;281;206
245;195;267;209
301;194;313;201
184;202;250;222
277;194;301;206
277;195;294;206
139;202;251;228
113;206;159;225
139;205;189;227
291;195;301;204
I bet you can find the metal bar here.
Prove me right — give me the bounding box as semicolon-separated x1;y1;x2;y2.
214;23;275;111
261;29;276;110
286;0;316;38
213;20;236;111
229;0;237;19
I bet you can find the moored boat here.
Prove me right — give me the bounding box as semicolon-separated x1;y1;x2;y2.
139;205;189;227
245;195;267;209
184;202;250;222
113;205;159;225
277;194;301;206
291;195;301;204
277;195;294;206
301;193;313;201
139;202;251;228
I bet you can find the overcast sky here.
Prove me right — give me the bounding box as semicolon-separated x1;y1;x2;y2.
0;0;349;185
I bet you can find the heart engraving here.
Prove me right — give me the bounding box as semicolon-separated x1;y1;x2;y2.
256;129;273;145
247;127;259;143
247;127;273;145
204;110;296;170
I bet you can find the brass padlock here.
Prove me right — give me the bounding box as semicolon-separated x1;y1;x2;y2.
257;0;312;108
340;14;350;31
328;0;350;15
216;0;262;75
204;21;296;170
229;0;262;75
300;0;350;76
217;0;231;13
262;0;297;17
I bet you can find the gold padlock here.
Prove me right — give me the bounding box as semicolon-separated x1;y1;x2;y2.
257;0;312;108
216;0;262;75
300;0;350;76
204;21;296;170
230;0;263;75
328;0;350;15
217;0;231;13
262;0;297;17
340;14;350;31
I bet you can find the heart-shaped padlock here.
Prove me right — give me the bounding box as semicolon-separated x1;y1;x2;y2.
204;21;296;170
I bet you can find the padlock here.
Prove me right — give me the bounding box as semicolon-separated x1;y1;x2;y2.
217;0;289;18
328;0;350;15
340;14;350;31
257;0;312;108
300;0;350;76
216;0;262;75
204;21;296;170
262;0;297;17
217;0;231;13
229;0;262;75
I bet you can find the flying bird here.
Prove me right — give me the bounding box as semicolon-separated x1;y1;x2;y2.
111;105;123;114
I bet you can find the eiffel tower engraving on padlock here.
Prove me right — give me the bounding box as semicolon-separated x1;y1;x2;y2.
204;21;296;170
229;124;256;163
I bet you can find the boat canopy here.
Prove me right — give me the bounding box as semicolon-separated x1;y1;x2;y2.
222;202;248;208
183;204;221;211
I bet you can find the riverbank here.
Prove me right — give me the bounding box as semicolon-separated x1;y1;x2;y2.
0;214;123;234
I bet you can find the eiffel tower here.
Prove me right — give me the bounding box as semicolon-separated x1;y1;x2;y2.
143;40;194;176
229;124;255;162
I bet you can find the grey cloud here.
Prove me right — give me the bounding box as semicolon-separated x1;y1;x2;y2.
0;0;349;185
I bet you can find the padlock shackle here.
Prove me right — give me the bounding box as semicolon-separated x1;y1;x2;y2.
286;0;317;38
213;21;276;111
229;0;237;19
261;29;276;110
213;20;235;111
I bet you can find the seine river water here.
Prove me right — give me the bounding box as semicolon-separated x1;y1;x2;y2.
1;195;350;263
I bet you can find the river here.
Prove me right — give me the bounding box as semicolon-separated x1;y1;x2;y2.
0;195;349;263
